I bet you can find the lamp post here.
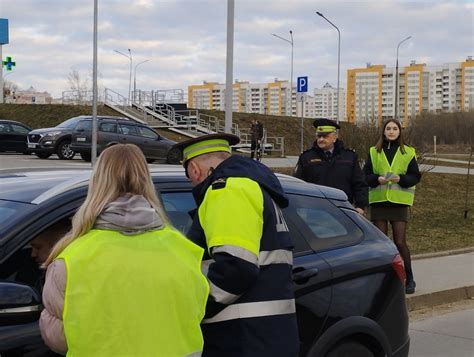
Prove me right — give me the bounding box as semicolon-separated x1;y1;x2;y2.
114;48;132;104
395;36;412;121
271;30;294;116
316;11;340;123
133;59;150;103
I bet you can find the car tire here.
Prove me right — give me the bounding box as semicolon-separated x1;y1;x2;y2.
56;141;75;160
166;148;182;165
35;152;52;159
80;152;92;162
325;340;375;357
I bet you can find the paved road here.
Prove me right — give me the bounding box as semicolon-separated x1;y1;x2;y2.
410;307;474;356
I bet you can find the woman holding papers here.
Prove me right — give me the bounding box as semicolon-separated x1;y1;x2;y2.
364;119;421;294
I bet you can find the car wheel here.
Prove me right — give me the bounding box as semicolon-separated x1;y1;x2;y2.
325;340;375;357
166;148;182;164
57;141;75;160
35;152;52;159
80;152;92;162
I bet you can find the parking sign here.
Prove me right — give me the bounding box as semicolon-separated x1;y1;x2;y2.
297;76;308;93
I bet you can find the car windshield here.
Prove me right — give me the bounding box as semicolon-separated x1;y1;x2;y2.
0;200;34;227
57;117;84;128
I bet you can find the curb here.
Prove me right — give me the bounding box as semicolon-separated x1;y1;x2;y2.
412;247;474;261
406;285;474;312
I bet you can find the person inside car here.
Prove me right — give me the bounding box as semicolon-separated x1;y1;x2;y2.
39;144;209;356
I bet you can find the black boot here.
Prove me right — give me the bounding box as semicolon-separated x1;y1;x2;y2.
405;270;416;294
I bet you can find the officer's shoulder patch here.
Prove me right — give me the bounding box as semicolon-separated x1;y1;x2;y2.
211;178;227;190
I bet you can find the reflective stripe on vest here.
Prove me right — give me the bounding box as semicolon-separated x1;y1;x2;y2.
58;228;208;357
259;249;293;266
369;146;416;206
202;298;296;324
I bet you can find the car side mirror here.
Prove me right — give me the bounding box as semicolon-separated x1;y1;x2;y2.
0;282;42;325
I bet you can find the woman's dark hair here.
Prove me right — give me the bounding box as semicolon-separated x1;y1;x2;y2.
375;119;406;154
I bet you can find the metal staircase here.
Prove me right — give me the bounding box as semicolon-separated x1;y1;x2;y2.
103;88;284;156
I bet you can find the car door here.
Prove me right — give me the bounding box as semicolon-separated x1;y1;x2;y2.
0;122;10;151
282;193;333;356
10;123;31;153
137;126;168;160
118;123;147;154
98;121;119;151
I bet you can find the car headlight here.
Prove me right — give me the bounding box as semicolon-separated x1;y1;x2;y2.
44;131;62;137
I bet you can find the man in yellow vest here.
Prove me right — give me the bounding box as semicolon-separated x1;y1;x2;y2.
173;133;299;356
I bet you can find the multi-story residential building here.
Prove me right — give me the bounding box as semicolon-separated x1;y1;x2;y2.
188;79;297;116
346;57;474;125
312;82;346;121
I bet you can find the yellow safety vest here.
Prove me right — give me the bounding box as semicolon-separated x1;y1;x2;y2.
57;227;209;357
369;146;416;206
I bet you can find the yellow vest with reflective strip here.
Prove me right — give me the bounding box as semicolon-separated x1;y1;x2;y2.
57;227;209;357
369;146;416;206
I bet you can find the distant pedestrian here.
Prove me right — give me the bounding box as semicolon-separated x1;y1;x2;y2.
39;144;208;356
363;119;421;294
250;119;264;160
294;118;368;214
173;133;299;357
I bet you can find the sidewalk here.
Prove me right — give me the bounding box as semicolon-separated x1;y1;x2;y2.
407;251;474;311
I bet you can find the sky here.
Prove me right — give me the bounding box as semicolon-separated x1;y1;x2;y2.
0;0;472;99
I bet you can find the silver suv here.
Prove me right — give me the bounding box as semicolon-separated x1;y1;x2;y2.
70;117;181;164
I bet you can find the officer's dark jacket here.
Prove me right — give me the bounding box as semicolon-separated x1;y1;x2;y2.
363;139;421;207
187;155;299;357
294;140;369;208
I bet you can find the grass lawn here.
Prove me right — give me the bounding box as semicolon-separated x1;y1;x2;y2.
272;168;473;254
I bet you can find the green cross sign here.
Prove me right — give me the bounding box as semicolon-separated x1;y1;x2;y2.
2;56;16;71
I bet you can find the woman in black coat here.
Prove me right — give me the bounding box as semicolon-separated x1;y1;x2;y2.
364;119;420;294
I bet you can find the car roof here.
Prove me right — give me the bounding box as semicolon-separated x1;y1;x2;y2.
77;116;132;121
0;119;30;126
0;167;347;205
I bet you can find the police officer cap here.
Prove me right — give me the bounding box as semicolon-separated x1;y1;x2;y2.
313;118;340;134
172;132;240;166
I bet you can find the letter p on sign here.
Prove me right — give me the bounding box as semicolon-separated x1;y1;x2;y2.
297;76;308;93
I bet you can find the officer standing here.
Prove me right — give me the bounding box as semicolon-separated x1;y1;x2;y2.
294;118;368;214
173;133;299;357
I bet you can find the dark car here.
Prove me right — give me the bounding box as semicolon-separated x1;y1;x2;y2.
70;117;182;164
0;120;32;154
0;168;409;357
27;116;132;160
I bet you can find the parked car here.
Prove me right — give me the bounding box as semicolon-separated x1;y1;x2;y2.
0;119;32;154
27;116;132;160
70;117;182;164
0;168;409;357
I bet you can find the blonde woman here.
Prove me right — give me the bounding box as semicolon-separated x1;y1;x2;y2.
40;144;208;356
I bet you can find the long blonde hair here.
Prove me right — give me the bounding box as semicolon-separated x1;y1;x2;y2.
45;144;169;266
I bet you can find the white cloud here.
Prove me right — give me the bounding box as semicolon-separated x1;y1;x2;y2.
0;0;471;98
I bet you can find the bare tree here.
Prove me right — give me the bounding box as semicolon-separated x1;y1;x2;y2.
67;69;90;103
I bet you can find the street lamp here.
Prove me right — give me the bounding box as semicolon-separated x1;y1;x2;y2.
316;11;341;123
114;48;132;104
271;30;294;116
395;36;412;121
133;59;150;103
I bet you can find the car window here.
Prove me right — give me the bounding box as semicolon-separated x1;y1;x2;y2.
119;124;138;136
286;194;364;252
0;123;10;133
57;117;83;128
138;126;158;139
11;124;30;134
160;191;195;234
100;122;117;133
75;120;92;131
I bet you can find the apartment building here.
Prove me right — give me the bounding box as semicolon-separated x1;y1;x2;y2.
346;57;474;125
188;79;297;116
